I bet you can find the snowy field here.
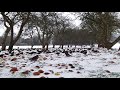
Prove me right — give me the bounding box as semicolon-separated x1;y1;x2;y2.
0;45;88;49
0;43;120;78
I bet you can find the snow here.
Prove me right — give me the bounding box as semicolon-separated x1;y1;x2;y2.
112;43;120;49
0;45;91;49
0;45;120;78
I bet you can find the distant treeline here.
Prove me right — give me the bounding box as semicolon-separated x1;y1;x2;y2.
0;28;97;46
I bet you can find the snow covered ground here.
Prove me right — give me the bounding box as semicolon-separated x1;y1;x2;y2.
112;43;120;49
0;44;120;78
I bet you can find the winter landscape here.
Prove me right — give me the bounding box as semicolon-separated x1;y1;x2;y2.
0;12;120;78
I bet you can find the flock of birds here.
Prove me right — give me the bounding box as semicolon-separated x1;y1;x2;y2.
0;47;100;62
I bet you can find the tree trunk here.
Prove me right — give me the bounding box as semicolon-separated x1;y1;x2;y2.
1;28;11;50
68;45;70;47
2;42;6;51
42;45;45;48
59;45;61;48
8;27;14;53
42;32;45;50
31;39;34;49
8;43;14;53
46;44;49;50
42;44;45;51
61;44;64;49
42;41;45;50
106;42;112;49
45;33;49;50
53;44;55;48
30;33;34;49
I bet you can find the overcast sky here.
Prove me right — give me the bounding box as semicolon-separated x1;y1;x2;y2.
62;12;81;26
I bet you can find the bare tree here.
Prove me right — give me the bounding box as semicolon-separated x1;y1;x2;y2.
29;12;59;50
1;12;18;50
1;12;30;52
79;12;120;49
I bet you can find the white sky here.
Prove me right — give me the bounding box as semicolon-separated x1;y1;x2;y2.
61;12;81;26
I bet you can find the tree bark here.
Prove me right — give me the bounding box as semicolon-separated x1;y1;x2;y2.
46;44;49;50
61;44;64;49
42;44;45;51
42;31;45;50
8;43;14;53
53;44;55;48
30;36;33;49
1;28;11;50
68;45;70;47
8;26;14;53
42;30;45;51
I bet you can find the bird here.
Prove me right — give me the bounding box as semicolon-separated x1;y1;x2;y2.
62;49;65;53
69;64;73;67
92;49;99;53
71;49;75;53
10;51;14;56
69;50;72;54
20;52;23;54
16;53;20;56
87;48;92;50
5;53;9;55
68;64;75;68
17;49;21;53
56;52;60;56
45;50;52;53
28;51;37;54
52;50;56;53
64;51;71;57
37;50;43;54
80;50;87;55
29;55;39;61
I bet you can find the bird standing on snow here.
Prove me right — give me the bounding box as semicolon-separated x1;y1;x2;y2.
64;51;71;57
37;50;43;54
10;51;14;56
80;50;87;55
56;52;60;56
29;55;39;61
